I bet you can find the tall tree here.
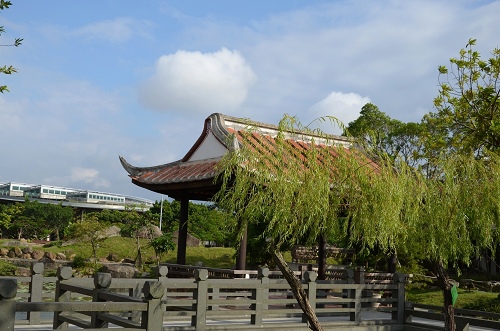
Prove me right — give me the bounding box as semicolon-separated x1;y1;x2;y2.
70;213;108;266
0;0;22;93
409;152;500;331
215;115;415;331
345;103;424;168
426;38;500;158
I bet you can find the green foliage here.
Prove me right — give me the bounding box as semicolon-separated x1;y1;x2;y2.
148;232;176;264
427;38;500;158
68;213;108;265
217;114;417;256
0;0;22;93
0;260;17;275
345;103;424;168
71;255;88;269
150;199;235;245
462;295;500;314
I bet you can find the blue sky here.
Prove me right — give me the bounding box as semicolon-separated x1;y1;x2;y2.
1;0;499;201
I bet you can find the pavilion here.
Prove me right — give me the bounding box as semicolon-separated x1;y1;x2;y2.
119;113;353;270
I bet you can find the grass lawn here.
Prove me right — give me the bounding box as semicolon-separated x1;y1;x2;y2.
407;288;499;308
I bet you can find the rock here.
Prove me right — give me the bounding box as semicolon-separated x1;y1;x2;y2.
122;258;135;264
103;225;121;238
56;253;66;260
44;252;57;261
7;250;17;258
136;225;162;239
16;267;31;277
100;264;139;278
37;256;58;270
22;246;33;254
68;254;76;260
21;253;32;259
107;253;120;262
0;248;9;256
31;250;45;260
10;247;22;257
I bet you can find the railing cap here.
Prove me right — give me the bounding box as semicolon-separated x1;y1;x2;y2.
0;278;17;299
94;273;112;288
195;269;208;281
143;280;164;299
303;270;317;282
31;262;44;274
57;266;73;280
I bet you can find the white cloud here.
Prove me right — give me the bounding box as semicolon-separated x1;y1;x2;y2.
138;48;256;114
73;17;153;43
307;91;370;134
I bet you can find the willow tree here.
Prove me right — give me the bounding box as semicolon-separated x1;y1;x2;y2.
406;152;500;331
215;115;417;331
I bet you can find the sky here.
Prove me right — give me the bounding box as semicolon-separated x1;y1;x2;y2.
1;0;499;202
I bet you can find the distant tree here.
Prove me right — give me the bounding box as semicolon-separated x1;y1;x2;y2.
345;103;424;168
0;0;23;93
120;208;156;268
70;213;108;265
148;232;176;265
0;204;12;236
425;38;500;158
45;203;74;240
150;199;234;245
95;209;125;224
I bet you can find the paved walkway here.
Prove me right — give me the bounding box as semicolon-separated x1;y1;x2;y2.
12;311;495;330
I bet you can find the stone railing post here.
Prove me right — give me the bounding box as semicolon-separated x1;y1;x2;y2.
141;281;165;331
301;270;317;324
0;278;17;331
155;265;169;314
90;273;112;328
28;262;44;325
344;269;359;322
251;267;269;325
392;272;405;324
191;269;208;331
53;266;73;330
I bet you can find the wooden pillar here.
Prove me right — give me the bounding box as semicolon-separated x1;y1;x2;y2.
387;253;397;273
235;220;248;270
177;197;189;265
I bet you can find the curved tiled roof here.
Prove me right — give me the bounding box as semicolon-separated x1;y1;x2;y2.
119;113;358;200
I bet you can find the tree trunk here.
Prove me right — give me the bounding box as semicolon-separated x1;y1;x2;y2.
318;235;327;280
270;242;324;331
435;260;456;331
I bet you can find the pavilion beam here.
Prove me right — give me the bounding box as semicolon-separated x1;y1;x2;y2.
177;197;189;265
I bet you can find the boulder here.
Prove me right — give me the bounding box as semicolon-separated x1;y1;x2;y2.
22;246;33;254
31;250;45;260
122;258;135;264
44;252;57;261
107;253;120;262
103;225;121;238
56;253;67;260
100;263;139;278
10;247;23;257
136;225;162;239
21;253;32;259
0;248;9;256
